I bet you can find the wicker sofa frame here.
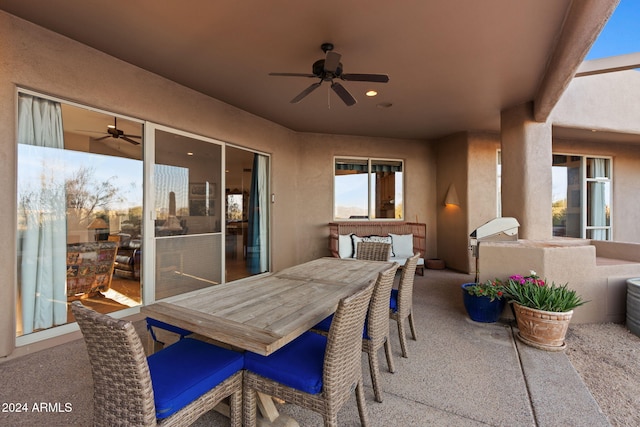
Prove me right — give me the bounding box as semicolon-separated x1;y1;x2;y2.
328;222;426;275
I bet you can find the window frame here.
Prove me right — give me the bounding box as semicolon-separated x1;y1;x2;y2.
333;156;404;221
552;152;613;240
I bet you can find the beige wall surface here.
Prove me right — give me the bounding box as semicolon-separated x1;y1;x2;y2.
480;240;640;324
552;70;640;134
0;12;437;357
436;132;500;273
435;132;469;272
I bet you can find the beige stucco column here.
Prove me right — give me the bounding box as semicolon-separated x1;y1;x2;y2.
500;102;553;240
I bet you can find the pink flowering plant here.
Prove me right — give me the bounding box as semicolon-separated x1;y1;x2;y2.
504;270;587;312
464;278;506;302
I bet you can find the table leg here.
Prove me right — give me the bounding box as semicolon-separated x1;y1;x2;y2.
257;392;279;422
256;393;300;427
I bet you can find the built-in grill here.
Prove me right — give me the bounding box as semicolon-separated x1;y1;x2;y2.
469;217;520;283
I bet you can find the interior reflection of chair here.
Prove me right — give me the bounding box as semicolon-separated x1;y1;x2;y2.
390;253;420;358
355;241;391;261
311;263;400;403
243;279;376;427
71;301;244;427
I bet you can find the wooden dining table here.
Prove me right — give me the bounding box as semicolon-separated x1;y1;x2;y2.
142;257;393;355
141;256;394;425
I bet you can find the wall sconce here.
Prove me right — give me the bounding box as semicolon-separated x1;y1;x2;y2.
444;183;460;207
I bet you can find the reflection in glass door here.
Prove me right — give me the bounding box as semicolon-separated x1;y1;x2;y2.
153;129;223;300
16;92;143;339
225;146;269;282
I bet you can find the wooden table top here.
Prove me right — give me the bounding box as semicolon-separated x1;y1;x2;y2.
141;257;394;355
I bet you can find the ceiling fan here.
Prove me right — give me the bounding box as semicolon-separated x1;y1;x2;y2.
93;118;141;145
269;43;389;106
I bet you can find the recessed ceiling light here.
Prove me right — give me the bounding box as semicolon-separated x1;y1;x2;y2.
366;90;378;97
376;102;393;109
187;152;194;156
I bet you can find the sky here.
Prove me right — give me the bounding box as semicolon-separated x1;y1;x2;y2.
586;0;640;60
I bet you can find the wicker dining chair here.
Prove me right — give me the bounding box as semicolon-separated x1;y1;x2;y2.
355;241;391;261
243;279;376;427
389;253;420;358
71;301;244;427
311;263;400;403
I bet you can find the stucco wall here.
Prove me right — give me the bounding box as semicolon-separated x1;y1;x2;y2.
0;12;437;357
295;133;436;265
436;132;500;273
480;239;640;324
436;133;468;271
552;70;640;134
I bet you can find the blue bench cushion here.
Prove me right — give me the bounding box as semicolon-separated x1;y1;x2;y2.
148;338;244;419
245;331;327;394
390;289;399;312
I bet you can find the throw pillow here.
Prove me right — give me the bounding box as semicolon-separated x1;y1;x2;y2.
390;233;414;258
338;234;354;259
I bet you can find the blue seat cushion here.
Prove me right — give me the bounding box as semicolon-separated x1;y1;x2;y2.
148;338;244;419
245;331;327;394
390;289;399;312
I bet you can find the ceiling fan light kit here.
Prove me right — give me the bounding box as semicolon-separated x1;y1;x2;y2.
269;43;389;106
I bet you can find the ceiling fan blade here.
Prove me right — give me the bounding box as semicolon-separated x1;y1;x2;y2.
324;51;341;74
121;136;141;145
341;73;390;83
290;82;322;103
331;82;356;106
269;72;316;78
94;135;112;141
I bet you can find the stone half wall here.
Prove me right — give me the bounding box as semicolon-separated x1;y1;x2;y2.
477;239;640;324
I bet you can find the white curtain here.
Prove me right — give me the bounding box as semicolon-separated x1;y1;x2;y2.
590;159;607;240
18;93;67;334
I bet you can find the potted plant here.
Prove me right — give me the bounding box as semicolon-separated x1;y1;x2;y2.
504;271;587;351
461;279;506;323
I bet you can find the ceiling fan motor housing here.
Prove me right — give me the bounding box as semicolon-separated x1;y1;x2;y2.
313;59;342;80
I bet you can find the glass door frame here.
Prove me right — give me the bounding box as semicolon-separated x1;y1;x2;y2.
142;123;227;305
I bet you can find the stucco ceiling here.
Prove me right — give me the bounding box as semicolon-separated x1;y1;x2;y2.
1;0;594;140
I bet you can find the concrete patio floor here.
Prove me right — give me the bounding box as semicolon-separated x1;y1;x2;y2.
0;268;609;426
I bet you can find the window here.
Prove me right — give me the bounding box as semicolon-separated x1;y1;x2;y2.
16;91;143;338
552;154;611;240
334;157;403;220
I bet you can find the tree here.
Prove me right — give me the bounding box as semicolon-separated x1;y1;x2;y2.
65;166;123;225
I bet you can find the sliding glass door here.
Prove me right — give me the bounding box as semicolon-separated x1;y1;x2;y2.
151;128;223;300
225;146;269;282
16;92;143;339
16;92;271;343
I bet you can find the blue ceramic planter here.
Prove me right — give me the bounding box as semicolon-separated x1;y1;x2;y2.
461;283;506;323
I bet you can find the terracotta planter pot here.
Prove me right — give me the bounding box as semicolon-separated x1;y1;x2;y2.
512;302;573;351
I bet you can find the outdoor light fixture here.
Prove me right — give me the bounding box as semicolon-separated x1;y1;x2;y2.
444;183;460;206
